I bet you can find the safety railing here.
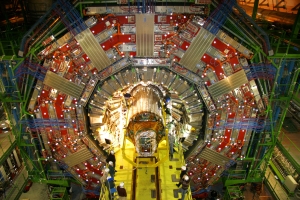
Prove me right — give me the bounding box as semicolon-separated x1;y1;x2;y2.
227;170;247;180
293;82;300;105
225;185;244;200
0;40;19;57
50;187;68;200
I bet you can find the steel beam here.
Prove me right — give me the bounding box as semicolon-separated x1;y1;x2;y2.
291;9;300;39
269;54;300;59
0;141;17;165
251;0;259;20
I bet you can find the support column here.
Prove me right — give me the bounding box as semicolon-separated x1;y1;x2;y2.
291;9;300;39
142;0;146;13
0;166;7;180
252;0;259;20
6;157;14;173
13;149;21;167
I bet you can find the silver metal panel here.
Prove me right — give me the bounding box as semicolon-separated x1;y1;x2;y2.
208;70;248;99
171;110;182;121
102;81;115;96
179;88;194;99
249;80;264;112
217;30;239;48
93;94;106;106
154;69;165;84
155;5;206;14
129;69;138;84
48;104;56;119
135;14;154;57
154;25;174;33
182;94;198;104
172;105;183;112
108;78;122;91
187;100;202;109
85;6;205;15
237;45;253;58
231;129;239;141
161;71;172;86
172;107;183;115
169;77;183;90
40;130;51;153
43;71;84;99
120;25;136;34
97;89;111;99
199;147;231;167
206;46;224;60
85;6;107;14
171;97;183;104
116;73;126;87
80;78;97;106
121;70;132;85
189;121;203;129
75;29;111;71
174;79;186;92
173;49;185;59
89;114;103;124
90;106;104;115
90;102;103;109
62;146;93;167
164;72;175;87
188;113;203;122
192;61;206;74
216;30;253;58
188;106;203;114
143;68;155;82
39;32;71;56
28;87;39;111
96;28;117;43
176;81;189;95
179;28;215;70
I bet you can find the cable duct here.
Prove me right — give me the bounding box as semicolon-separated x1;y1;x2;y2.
233;4;272;55
20;0;91;56
29;17;61;48
19;1;60;56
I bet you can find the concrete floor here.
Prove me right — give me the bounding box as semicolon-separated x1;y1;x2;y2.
242;183;273;200
19;182;49;200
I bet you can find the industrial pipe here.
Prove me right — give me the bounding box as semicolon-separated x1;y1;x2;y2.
29;17;61;48
19;1;59;56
